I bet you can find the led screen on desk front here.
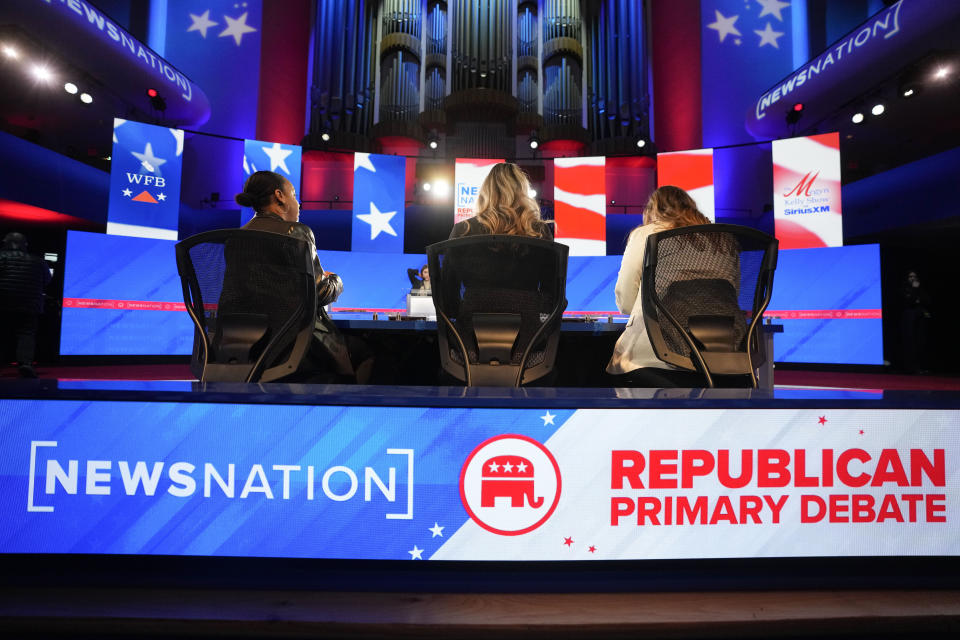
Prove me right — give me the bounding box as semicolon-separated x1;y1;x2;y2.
60;230;882;364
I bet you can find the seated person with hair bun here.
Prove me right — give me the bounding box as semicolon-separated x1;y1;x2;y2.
234;170;372;383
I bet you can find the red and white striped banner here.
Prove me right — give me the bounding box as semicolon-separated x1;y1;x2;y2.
773;132;843;250
553;156;606;256
656;148;715;221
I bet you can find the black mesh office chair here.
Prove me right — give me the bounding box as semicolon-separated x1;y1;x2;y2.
175;229;317;382
641;224;778;388
426;234;568;386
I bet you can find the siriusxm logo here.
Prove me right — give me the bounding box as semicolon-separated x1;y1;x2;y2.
27;441;414;519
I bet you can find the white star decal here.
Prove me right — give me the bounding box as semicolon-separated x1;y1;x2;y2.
113;118;126;144
516;461;528;473
502;461;514;473
261;142;293;174
187;10;218;38
429;523;444;538
357;202;397;240
707;10;741;44
488;461;500;473
408;545;424;560
157;193;167;201
354;152;377;173
757;0;790;22
131;143;166;173
121;188;132;197
541;411;556;426
219;12;257;46
755;22;785;49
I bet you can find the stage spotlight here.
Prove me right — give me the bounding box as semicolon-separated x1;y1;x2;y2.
147;88;166;111
428;139;438;150
871;103;885;116
63;82;78;94
427;129;440;150
147;88;158;98
433;179;450;196
528;131;540;150
80;92;93;104
422;182;432;192
2;45;19;59
528;188;537;199
851;112;865;124
31;65;53;82
320;131;331;142
934;66;950;80
636;138;646;148
902;88;915;98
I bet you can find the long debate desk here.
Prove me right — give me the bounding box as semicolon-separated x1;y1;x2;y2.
332;315;782;389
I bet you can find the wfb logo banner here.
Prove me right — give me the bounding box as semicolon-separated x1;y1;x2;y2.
773;132;843;249
657;148;716;222
107;118;184;240
352;153;406;253
241;139;303;225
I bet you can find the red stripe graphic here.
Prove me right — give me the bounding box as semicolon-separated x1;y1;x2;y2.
658;152;713;191
553;206;605;240
63;298;216;311
765;309;882;319
553;165;605;195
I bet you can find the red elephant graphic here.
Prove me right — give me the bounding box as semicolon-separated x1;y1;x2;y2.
480;455;543;508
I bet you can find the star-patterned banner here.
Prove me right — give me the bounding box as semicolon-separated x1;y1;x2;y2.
351;153;406;253
106;118;184;240
164;0;262;139
241;139;303;225
2;401;955;560
701;0;794;147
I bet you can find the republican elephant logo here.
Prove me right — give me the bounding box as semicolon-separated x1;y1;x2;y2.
460;434;562;536
480;455;544;508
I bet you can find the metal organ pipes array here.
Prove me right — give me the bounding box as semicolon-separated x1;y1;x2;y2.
309;0;376;140
426;67;444;110
586;0;648;142
382;0;422;39
424;1;447;113
451;0;511;92
517;1;538;116
518;3;537;57
380;51;421;122
427;1;446;55
542;0;583;127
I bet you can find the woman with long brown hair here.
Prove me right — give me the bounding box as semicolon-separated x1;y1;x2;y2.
449;162;552;240
606;185;738;386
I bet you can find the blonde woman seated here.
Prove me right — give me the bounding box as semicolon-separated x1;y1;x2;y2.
450;162;553;240
607;185;741;388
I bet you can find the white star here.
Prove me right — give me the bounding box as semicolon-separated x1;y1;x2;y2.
517;461;528;473
219;12;257;46
356;202;397;240
502;461;514;473
354;152;377;173
131;143;166;173
408;545;424;560
157;192;167;201
541;411;556;426
261;142;293;174
429;523;444;538
755;22;785;48
757;0;790;22
187;10;218;38
707;10;741;43
488;461;500;473
122;188;132;197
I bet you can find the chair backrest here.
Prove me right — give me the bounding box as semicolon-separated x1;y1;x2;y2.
641;223;778;388
426;234;568;386
175;229;317;383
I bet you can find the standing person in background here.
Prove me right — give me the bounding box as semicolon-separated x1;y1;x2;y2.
606;186;740;387
0;232;51;378
407;264;431;293
900;269;932;374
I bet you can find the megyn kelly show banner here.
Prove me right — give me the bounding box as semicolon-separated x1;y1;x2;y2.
2;402;956;560
772;132;843;250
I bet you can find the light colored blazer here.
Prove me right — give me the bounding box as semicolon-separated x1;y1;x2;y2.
606;223;673;374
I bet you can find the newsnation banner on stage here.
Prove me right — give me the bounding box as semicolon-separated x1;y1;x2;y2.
773;132;843;249
657;148;716;222
454;158;503;224
2;403;956;560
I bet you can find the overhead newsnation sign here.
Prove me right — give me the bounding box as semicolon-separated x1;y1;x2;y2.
745;0;960;139
2;401;956;560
